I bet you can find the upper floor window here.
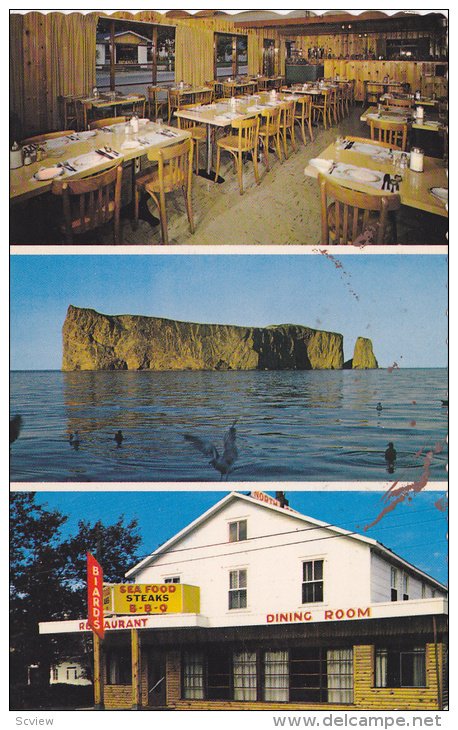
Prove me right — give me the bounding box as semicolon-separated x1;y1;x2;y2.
391;567;398;601
66;666;78;681
302;559;324;603
229;519;247;542
403;573;409;601
164;576;180;584
229;569;247;609
51;666;58;681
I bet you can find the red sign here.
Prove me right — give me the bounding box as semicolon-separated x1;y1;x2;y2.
87;552;104;639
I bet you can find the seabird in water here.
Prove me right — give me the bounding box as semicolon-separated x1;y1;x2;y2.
114;430;124;446
10;415;23;445
184;421;238;480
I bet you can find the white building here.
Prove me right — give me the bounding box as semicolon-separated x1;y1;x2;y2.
39;491;448;711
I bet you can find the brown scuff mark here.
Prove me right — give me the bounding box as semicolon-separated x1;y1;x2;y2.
364;440;446;531
387;361;400;373
315;249;360;302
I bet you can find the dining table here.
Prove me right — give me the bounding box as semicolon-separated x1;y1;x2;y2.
174;96;275;182
77;92;147;129
360;106;444;133
379;93;439;108
10;121;191;228
304;138;448;218
222;79;258;96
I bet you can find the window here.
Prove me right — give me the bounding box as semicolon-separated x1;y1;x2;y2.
96;17;175;94
164;576;180;584
290;647;353;704
66;666;78;681
391;567;398;601
229;569;247;609
375;647;426;688
302;559;324;603
207;648;232;700
233;651;257;701
229;519;247;542
183;652;204;699
214;33;248;79
403;573;409;601
421;582;426;598
263;39;276;76
263;650;289;702
51;667;58;681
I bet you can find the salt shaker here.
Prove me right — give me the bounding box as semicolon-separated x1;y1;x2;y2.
10;141;23;169
410;147;424;173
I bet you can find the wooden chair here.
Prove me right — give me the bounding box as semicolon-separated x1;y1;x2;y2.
51;163;123;244
89;116;126;130
215;115;260;195
147;86;168;120
369;118;409;151
195;89;213;105
318;173;401;246
129;97;146;118
168;89;182;124
278;99;297;159
58;95;85;130
312;89;331;130
133;138;194;245
22;130;76;144
384;97;413;109
258;107;282;171
294;95;314;145
222;82;235;98
177;104;207;174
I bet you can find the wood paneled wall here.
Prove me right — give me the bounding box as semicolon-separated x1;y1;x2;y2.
323;60;448;101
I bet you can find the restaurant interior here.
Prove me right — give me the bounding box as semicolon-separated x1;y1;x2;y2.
9;9;448;246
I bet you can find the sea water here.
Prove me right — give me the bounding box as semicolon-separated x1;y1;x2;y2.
10;368;448;483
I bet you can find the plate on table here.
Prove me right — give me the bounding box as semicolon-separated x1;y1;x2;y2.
430;187;448;202
78;130;97;140
33;166;65;181
343;168;381;184
121;139;141;150
138;118;150;125
309;158;333;174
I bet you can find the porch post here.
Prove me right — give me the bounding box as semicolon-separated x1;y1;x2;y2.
93;633;104;710
131;628;142;710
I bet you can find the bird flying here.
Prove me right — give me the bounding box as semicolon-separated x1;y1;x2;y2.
184;421;238;480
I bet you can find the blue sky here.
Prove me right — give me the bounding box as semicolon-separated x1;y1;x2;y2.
31;489;448;585
10;254;447;369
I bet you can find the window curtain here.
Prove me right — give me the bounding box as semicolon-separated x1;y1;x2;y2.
49;12;98;129
327;649;353;704
375;649;388;688
233;651;257;701
264;650;289;702
248;33;263;76
175;25;214;87
183;652;204;699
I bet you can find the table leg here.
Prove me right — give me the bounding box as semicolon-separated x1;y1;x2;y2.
196;125;225;183
127;160;160;228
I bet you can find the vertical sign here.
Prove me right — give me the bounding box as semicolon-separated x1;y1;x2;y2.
87;552;104;639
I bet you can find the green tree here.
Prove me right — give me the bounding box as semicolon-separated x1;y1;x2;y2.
10;493;142;706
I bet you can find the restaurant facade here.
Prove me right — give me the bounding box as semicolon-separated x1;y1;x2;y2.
39;491;448;711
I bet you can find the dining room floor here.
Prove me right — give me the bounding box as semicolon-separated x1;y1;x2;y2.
13;106;448;247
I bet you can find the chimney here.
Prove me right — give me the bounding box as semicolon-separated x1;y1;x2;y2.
275;491;289;508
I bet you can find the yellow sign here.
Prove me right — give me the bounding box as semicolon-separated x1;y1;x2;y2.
103;583;200;616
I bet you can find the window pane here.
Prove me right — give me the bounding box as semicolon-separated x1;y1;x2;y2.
216;34;233;79
314;560;323;580
233;651;257;701
236;36;248;75
264;651;289;702
238;520;247;541
229;523;238;542
183;651;204;699
239;569;247;588
401;650;426;687
327;649;353;704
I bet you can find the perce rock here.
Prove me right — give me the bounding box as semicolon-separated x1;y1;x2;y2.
62;305;377;372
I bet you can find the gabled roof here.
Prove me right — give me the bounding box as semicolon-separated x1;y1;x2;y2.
125;491;447;591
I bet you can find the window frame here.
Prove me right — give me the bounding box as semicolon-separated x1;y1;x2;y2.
164;576;180;584
375;646;427;689
301;558;324;604
390;566;398;601
228;519;247;543
214;32;248;80
96;16;176;92
228;568;248;610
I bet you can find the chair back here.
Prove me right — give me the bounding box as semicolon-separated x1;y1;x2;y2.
147;138;194;193
260;106;280;136
22;130;76;144
385;97;413;108
279;99;296;128
147;86;168;119
369;118;408;151
230;115;260;151
89;117;126;130
294;95;312;121
194;89;213;105
51;163;123;243
319;173;400;245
